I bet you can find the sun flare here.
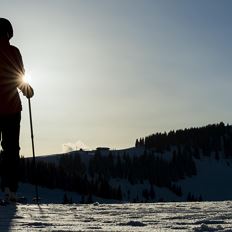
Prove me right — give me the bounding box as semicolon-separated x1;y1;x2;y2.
23;73;32;84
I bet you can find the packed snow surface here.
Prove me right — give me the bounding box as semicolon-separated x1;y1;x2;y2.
1;201;232;231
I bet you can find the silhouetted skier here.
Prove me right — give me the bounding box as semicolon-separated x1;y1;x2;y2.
0;18;33;202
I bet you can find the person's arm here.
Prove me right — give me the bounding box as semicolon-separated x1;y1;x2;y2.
14;47;34;98
20;82;34;98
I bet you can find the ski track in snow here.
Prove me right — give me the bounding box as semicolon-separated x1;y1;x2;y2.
1;201;232;231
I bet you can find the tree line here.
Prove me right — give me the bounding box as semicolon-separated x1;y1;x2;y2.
16;145;197;201
136;122;232;158
1;122;231;202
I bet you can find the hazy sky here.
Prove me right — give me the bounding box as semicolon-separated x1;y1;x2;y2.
1;0;232;156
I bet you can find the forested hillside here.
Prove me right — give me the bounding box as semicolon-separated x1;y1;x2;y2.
4;122;232;203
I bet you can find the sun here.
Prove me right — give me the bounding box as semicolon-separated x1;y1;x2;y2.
23;72;32;84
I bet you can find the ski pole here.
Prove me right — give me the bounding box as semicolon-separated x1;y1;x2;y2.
28;97;39;204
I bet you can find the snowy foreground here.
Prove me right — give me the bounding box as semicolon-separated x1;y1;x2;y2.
1;201;232;232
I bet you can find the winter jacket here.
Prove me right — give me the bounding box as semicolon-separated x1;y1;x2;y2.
0;39;24;114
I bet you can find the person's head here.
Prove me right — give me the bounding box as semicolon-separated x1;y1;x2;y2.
0;18;13;40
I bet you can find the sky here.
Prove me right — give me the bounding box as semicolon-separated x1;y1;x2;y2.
1;0;232;156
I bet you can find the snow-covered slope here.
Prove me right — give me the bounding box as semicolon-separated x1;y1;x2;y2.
109;157;232;202
178;157;232;201
24;148;232;203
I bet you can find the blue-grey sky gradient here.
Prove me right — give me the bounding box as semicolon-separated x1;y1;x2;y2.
1;0;232;156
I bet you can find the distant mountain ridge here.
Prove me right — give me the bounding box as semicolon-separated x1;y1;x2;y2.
18;122;232;203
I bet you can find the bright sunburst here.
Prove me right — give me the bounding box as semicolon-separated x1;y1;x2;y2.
23;72;32;84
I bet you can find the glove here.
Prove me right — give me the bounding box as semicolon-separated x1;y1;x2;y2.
21;83;34;98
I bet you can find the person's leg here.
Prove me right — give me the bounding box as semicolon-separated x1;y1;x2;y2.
1;112;21;193
0;118;3;191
